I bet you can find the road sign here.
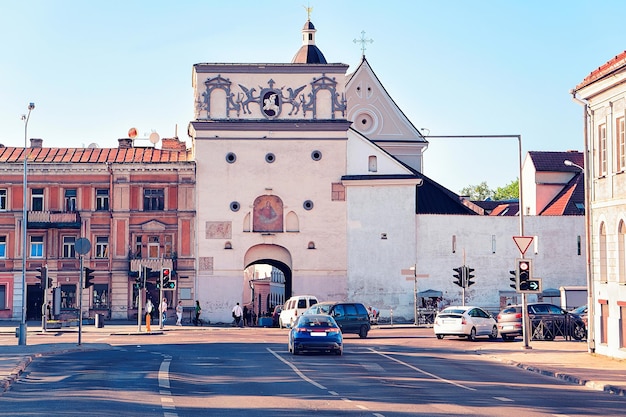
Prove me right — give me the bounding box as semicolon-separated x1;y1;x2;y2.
513;236;533;255
401;269;415;276
75;238;91;255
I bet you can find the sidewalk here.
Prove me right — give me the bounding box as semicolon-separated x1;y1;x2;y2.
1;321;625;397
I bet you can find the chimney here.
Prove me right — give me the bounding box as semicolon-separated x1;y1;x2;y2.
30;138;43;148
161;137;187;151
118;138;133;149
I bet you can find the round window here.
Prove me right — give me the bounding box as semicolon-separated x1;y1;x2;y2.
265;153;276;163
311;150;322;161
230;201;240;212
225;152;237;163
303;200;314;210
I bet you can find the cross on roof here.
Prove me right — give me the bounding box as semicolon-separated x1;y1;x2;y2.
353;30;374;57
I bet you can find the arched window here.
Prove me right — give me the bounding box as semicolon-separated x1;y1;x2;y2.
600;222;608;283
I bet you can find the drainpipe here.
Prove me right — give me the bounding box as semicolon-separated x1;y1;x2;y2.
571;90;594;353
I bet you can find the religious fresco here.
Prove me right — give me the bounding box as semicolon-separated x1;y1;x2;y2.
205;221;232;239
253;195;283;232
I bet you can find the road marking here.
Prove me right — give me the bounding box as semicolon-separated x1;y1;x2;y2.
493;396;514;402
266;348;327;390
369;348;476;391
159;357;177;417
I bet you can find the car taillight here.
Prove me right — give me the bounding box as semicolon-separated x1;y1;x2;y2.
461;317;467;325
515;313;522;319
326;328;340;334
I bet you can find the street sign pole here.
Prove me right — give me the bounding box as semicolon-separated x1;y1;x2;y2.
75;237;91;346
137;267;143;333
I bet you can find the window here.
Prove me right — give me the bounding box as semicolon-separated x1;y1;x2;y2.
65;189;77;212
0;284;5;310
599;124;607;176
617;117;625;171
0;236;5;259
31;188;44;211
92;284;108;309
96;189;109;211
164;235;173;258
62;236;76;258
0;189;6;211
148;236;159;259
368;155;378;172
30;236;44;258
143;188;164;211
134;236;142;258
620;222;626;283
60;284;76;309
600;222;607;283
95;236;109;258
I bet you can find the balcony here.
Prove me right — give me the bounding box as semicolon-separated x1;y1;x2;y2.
27;211;81;229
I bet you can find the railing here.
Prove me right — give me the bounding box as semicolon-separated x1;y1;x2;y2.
27;211;80;228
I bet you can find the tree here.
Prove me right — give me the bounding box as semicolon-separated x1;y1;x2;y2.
459;181;493;200
493;178;519;200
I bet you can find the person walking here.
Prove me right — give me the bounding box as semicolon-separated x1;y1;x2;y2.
145;298;154;332
176;300;183;326
232;302;243;327
194;300;202;326
160;298;168;328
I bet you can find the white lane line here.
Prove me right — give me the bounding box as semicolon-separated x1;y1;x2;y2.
368;348;476;391
494;396;514;402
159;359;171;389
159;357;177;417
266;348;327;390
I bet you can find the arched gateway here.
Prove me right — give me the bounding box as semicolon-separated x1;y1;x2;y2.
244;244;293;316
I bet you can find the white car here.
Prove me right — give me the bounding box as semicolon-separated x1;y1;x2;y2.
434;306;498;341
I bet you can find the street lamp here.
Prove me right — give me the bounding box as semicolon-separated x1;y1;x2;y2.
564;158;594;353
19;102;35;346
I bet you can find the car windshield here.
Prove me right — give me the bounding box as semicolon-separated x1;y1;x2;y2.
441;308;467;315
300;316;336;327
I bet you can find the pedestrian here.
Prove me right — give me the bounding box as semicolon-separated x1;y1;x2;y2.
194;300;202;326
243;305;249;326
46;301;52;320
176;300;183;326
145;298;154;332
232;302;243;327
160;298;168;327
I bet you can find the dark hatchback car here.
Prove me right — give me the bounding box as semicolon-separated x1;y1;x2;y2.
303;301;371;338
497;303;586;341
288;314;343;355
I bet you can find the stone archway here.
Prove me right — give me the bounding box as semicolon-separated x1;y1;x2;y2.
243;244;293;318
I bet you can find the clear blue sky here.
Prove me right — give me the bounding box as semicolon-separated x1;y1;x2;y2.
1;0;624;194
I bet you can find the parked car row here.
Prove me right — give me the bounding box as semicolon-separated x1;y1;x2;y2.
434;303;587;342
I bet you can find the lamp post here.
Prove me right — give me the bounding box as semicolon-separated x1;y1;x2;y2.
565;158;594;352
19;102;35;346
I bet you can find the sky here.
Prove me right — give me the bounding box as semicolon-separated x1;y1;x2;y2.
1;0;624;194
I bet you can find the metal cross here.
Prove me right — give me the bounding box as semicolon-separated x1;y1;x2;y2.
353;30;374;57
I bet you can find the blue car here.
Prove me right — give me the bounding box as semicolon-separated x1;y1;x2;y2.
288;314;343;356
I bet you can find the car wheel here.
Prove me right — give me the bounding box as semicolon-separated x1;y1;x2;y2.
468;327;477;341
489;326;498;340
436;334;444;339
572;324;586;341
359;325;369;339
292;346;300;355
502;334;515;341
335;348;343;356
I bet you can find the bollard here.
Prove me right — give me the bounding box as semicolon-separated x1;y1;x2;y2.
390;309;393;326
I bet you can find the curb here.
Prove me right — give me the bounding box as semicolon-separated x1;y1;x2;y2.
480;352;626;397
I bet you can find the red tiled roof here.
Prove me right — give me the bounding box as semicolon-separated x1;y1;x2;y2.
540;173;585;216
0;146;192;164
575;51;626;90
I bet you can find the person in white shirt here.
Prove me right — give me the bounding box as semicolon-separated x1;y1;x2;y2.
176;300;183;326
160;298;168;327
232;302;243;327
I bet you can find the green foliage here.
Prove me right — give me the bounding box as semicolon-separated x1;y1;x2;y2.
459;181;493;200
459;178;519;201
493;178;519;200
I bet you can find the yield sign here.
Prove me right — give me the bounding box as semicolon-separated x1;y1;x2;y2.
513;236;534;255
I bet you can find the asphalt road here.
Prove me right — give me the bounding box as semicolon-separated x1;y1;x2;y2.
0;327;624;417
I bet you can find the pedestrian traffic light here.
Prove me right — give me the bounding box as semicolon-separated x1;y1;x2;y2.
83;267;95;288
47;276;53;289
162;268;171;285
516;259;532;290
466;267;475;287
453;267;463;287
509;270;517;290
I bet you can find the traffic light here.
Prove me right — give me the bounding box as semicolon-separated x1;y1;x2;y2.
509;270;517;290
47;276;53;289
84;267;95;288
35;266;47;287
466;267;475;287
453;267;463;287
516;259;532;291
157;268;175;289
